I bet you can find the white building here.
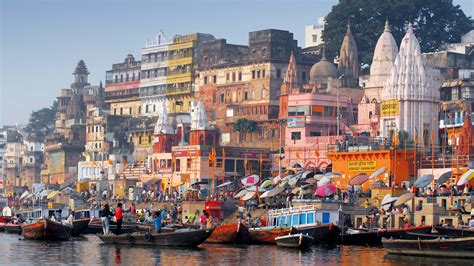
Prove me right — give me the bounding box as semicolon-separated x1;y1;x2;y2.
139;33;171;117
380;23;439;145
305;17;325;48
0;131;6;184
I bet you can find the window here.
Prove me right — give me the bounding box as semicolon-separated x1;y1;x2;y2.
120;108;123;115
232;72;236;82
212;94;216;103
129;107;132;114
262;69;265;78
213;75;217;83
138;106;141;114
261;89;267;99
145;105;149;113
148;135;152;144
238;72;242;81
115;75;118;83
204;76;208;84
126;73;129;82
138;136;142;144
244;91;248;100
310;131;321;137
226;73;230;81
257;70;261;79
291;132;301;140
276;68;281;79
220;93;225;103
252;90;256;100
252;70;256;79
114;108;117;115
312;34;318;43
120;75;123;82
302;71;306;81
29;158;33;163
153;105;156;112
175;159;181;172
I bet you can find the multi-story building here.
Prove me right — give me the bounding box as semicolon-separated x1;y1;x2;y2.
20;137;44;189
139;33;215;117
423;31;474;145
105;54;141;117
4;130;22;194
196;29;317;150
139;34;171;117
304;17;325;48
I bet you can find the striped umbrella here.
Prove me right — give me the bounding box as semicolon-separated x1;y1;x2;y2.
349;173;369;186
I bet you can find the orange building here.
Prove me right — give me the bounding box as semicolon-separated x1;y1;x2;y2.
327;148;414;191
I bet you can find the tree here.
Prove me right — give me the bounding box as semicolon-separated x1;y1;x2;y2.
233;118;257;143
322;0;472;73
24;102;57;141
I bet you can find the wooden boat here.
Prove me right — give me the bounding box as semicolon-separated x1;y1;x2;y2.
4;223;21;235
21;219;72;241
97;228;214;247
85;218;135;234
72;218;91;236
434;226;474;237
275;233;314;249
382;236;474;258
206;221;249;244
247;226;293;244
296;223;338;245
341;225;432;246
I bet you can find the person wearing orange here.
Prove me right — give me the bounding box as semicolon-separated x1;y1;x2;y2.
114;203;123;235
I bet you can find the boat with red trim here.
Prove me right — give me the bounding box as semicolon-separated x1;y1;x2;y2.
341;225;433;246
206;220;249;244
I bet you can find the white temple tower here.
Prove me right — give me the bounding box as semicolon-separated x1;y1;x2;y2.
380;23;439;145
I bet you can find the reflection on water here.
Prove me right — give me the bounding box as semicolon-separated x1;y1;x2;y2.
0;234;470;265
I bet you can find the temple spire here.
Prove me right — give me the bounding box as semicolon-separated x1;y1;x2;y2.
384;20;390;32
338;18;359;87
283;52;297;87
154;103;173;134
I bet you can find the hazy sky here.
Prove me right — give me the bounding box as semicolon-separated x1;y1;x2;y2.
1;0;472;126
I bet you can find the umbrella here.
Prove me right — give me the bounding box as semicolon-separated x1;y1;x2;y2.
369;167;388;179
315;174;325;181
273;175;281;185
324;172;342;179
266;186;285;197
190;181;208;186
436;171;452;185
47;191;60;199
282;174;294;181
315;184;337;197
292;187;300;194
19;191;29;201
288;176;299;187
317;176;331;186
394;192;414;206
234;188;248;198
414;174;433;188
303;178;317;185
279;180;289;188
241;175;260;186
301;171;314;179
216;181;232;188
371;180;386;188
349;173;369;186
467;195;474;204
246;186;267;192
262;179;273;188
260;190;271;198
39;190;50;197
457;169;474;186
381;194;398;206
241;191;256;201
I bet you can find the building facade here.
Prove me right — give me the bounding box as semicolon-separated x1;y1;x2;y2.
105;54;141;117
304;17;325;48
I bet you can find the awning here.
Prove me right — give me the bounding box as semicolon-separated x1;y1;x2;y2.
47;191;60;199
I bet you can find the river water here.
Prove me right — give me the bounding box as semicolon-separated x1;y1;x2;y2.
0;234;471;265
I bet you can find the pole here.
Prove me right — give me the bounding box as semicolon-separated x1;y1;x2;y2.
336;83;340;139
278;120;283;178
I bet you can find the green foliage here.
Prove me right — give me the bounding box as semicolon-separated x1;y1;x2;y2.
322;0;472;72
24;102;57;141
233;118;257;133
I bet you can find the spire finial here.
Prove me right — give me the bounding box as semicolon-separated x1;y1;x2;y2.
346;18;352;35
384;20;390;32
321;45;327;60
407;21;413;33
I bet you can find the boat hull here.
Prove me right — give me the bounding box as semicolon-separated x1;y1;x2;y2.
97;228;214;247
275;234;313;249
21;219;72;241
72;218;91;237
248;227;292;244
296;223;338;245
85;219;135;234
434;226;474;237
206;221;249;244
4;224;21;235
341;226;432;246
383;236;474;258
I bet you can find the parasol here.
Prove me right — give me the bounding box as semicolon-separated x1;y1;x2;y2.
381;194;398;206
457;169;474;186
288;176;299;187
436;171;452;185
317;176;331;186
324;172;342;179
315;174;325;181
260;190;271;198
262;179;273;188
266;186;285;197
369;167;388;179
413;174;433;188
241;191;256;201
234;188;248;198
279;179;289;188
273;175;282;185
394;192;414;206
349;173;369;186
301;171;315;179
19;191;29;201
315;184;337;197
241;175;260;186
190;181;208;187
216;181;232;188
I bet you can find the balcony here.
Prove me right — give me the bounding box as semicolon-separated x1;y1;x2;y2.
166;87;192;95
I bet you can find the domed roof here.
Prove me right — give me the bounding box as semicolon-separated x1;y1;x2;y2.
370;21;398;81
309;54;339;83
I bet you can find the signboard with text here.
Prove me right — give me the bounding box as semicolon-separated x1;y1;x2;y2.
380;99;399;117
348;160;377;172
287;118;305;128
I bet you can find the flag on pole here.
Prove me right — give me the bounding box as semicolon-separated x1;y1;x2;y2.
414;128;418;146
259;153;263;165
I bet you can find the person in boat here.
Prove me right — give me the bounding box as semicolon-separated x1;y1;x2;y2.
403;216;411;228
63;211;74;226
200;210;207;229
359;222;367;229
101;204;113;235
246;212;252;225
154;211;162;233
114;203;123;235
50;214;57;222
205;212;213;229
